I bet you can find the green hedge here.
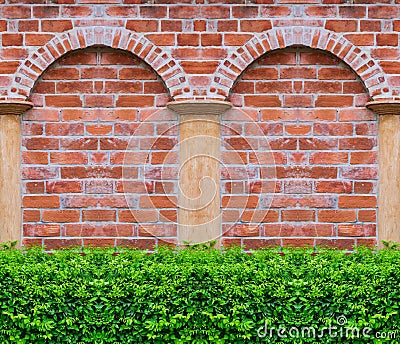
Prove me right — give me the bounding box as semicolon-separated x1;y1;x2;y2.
0;246;399;343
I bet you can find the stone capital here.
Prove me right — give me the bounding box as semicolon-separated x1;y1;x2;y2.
0;100;34;116
167;100;232;116
366;100;400;115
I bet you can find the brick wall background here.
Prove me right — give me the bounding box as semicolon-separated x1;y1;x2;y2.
222;48;377;250
1;0;399;249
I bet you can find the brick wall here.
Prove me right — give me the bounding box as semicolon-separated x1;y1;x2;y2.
1;0;399;249
222;48;377;250
22;48;178;249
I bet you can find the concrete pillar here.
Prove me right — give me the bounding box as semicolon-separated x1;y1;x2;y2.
367;100;400;247
0;100;33;245
167;100;232;246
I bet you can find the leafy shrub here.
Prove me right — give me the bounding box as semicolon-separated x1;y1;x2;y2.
0;246;399;343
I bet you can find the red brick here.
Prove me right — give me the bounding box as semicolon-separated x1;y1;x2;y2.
22;167;57;180
315;181;352;194
339;138;375;150
244;95;281;107
24;224;60;237
24;138;59;150
284;180;312;194
138;224;177;237
60;138;98;150
242;238;280;250
325;20;357;32
338;224;376;237
147;33;175;46
42;210;80;223
284;95;313;107
242;67;278;80
339;6;366;18
22;152;48;165
82;67;117;79
338;196;376;208
224;33;253;46
316;239;355;250
0;61;20;74
126;20;158;32
105;5;137;17
33;6;59;18
300;51;339;65
50;152;88;164
240;20;272;32
282;210;315;222
23;196;60;208
116;95;154;107
0;6;31;19
354;181;375;194
84;238;115;247
61;6;93;17
223;224;260;237
46;95;82;107
201;6;230;18
316;95;353;107
342;167;377;180
358;210;376;222
23;210;41;223
46;181;83;193
161;20;183;32
318;210;356;223
376;33;399;46
299;138;337;150
368;6;399;19
61;166;123;179
42;20;73;32
177;33;200;46
119;210;158;223
2;34;23;46
314;123;353;136
241;210;279;223
360;20;381;32
222;195;259;208
83;210;116;222
310;152;348;164
116;238;156;250
140;5;167;18
44;239;81;250
139;195;177;208
24;182;45;194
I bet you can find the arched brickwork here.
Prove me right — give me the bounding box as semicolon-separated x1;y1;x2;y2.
221;47;378;250
211;27;391;101
21;47;179;249
9;26;189;100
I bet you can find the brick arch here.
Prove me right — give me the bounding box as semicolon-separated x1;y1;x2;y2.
9;26;189;100
211;27;391;101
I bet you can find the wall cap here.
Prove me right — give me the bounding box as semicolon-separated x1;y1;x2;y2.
0;100;33;115
167;100;232;116
366;100;400;115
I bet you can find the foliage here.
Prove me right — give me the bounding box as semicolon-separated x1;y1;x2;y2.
0;246;399;343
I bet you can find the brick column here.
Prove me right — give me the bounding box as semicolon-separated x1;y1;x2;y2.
0;100;33;245
367;100;400;247
167;100;232;246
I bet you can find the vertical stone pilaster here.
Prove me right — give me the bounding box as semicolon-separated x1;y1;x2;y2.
167;100;232;246
367;100;400;247
0;101;33;245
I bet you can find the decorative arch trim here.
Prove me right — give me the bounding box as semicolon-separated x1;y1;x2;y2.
210;27;391;101
9;26;189;100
